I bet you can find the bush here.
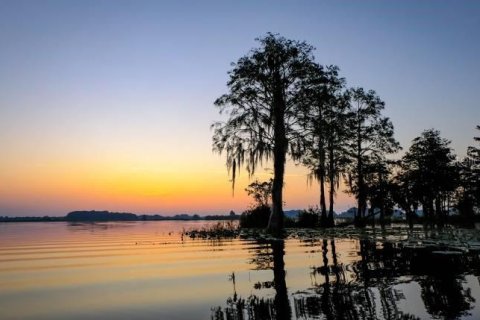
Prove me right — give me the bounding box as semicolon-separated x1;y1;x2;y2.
284;216;296;228
184;221;239;239
297;207;320;228
240;205;271;228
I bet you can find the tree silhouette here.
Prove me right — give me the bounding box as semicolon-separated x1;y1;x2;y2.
344;88;400;226
468;125;480;211
212;33;315;234
245;179;273;208
297;64;346;227
325;92;351;226
457;125;480;218
399;129;458;225
391;169;419;228
364;158;397;226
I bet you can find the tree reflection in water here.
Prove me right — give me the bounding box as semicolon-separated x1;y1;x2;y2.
211;239;291;320
295;239;421;320
211;237;478;320
418;254;475;320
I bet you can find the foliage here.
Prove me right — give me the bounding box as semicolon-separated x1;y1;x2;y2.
364;158;398;224
241;179;273;228
456;125;480;217
398;129;458;224
245;179;273;208
296;207;320;228
323;92;351;226
212;33;317;233
296;64;347;227
343;88;400;225
391;168;420;227
184;221;239;239
213;33;478;231
240;205;271;228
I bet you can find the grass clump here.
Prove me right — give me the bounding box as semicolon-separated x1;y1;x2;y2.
184;221;240;239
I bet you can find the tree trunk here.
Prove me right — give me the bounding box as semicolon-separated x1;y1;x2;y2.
328;178;335;227
406;208;414;229
379;172;385;226
320;168;327;227
355;123;366;227
356;155;367;227
424;197;435;227
267;68;286;235
435;196;443;228
327;144;335;227
317;106;327;227
269;150;285;234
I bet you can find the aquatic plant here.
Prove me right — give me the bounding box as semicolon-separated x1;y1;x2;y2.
183;221;240;239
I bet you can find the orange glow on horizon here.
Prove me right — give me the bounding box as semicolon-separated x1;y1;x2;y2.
0;151;355;216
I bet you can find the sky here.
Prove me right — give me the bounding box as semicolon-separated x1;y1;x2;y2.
0;1;479;216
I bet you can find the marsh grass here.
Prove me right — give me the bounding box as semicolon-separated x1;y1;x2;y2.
185;223;480;257
183;221;240;239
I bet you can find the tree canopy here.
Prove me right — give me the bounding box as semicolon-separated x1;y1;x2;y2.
213;33;478;230
399;129;458;223
212;33;317;233
343;88;400;226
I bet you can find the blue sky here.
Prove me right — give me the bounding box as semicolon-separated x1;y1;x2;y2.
0;1;479;215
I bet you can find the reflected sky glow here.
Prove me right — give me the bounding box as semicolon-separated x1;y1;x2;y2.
1;222;480;319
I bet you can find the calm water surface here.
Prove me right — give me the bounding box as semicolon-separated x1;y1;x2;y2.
1;221;480;319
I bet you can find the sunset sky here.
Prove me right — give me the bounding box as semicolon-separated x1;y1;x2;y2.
1;1;479;216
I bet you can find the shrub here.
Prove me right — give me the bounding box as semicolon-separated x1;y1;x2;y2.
297;207;320;228
184;221;239;239
240;205;271;228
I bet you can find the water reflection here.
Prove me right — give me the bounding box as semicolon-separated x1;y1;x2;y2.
419;267;476;319
212;239;291;320
2;222;480;319
212;236;479;320
272;240;292;320
66;221;137;232
297;239;423;320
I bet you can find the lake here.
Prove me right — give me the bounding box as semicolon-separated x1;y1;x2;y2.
1;221;480;319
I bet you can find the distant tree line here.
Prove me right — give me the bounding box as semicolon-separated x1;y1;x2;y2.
1;211;240;222
213;33;479;232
